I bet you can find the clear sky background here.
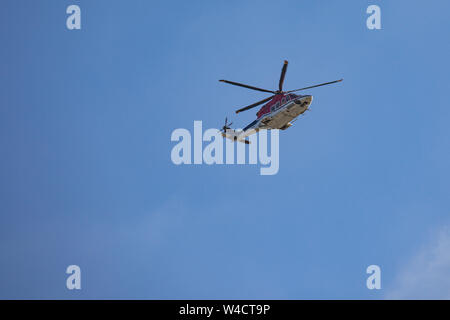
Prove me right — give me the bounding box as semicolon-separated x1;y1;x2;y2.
1;0;450;299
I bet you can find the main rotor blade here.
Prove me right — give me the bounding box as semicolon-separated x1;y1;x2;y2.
279;60;288;91
286;79;343;93
219;80;275;94
236;95;274;114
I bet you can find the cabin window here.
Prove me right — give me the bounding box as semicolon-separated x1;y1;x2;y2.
281;98;286;104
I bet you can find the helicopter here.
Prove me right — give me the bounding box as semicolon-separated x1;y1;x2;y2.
219;60;343;144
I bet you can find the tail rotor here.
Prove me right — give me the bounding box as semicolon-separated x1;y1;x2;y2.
221;117;233;133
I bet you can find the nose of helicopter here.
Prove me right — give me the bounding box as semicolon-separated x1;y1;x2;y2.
303;95;313;102
295;95;313;104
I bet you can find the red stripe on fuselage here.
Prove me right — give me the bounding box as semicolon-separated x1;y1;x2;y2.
256;93;298;118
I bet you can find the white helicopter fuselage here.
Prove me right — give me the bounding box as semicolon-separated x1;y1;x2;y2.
222;95;313;143
257;94;313;130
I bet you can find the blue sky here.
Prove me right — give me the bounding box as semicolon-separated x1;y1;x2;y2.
1;0;450;299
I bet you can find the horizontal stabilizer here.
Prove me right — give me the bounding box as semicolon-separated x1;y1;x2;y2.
238;139;250;144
